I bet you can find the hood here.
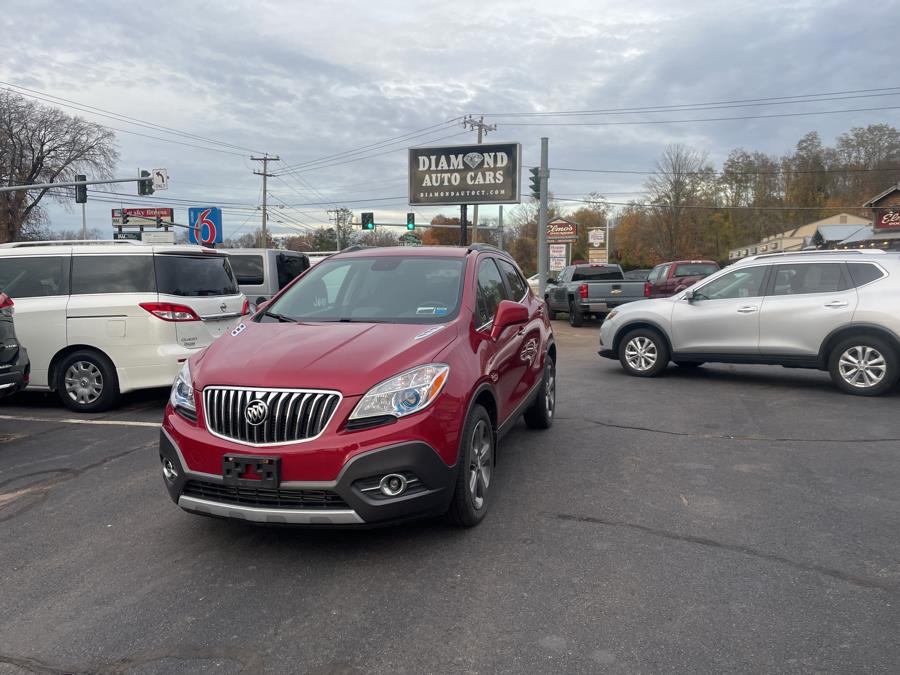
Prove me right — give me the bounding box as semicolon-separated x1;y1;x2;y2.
192;319;459;396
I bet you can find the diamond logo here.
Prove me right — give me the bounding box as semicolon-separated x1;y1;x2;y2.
463;152;484;169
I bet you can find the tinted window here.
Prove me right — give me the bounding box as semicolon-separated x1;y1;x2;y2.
846;262;885;287
72;255;155;294
572;265;624;281
623;268;650;281
0;256;69;298
229;255;264;285
770;263;848;296
656;264;672;281
647;265;663;283
674;263;718;278
276;253;309;289
267;255;464;324
498;259;528;300
695;266;767;300
476;259;506;327
155;255;238;296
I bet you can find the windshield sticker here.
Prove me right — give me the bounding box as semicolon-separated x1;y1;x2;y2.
230;322;246;337
416;305;449;316
414;325;446;340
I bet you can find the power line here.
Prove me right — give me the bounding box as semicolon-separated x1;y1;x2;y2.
542;165;900;177
552;196;871;211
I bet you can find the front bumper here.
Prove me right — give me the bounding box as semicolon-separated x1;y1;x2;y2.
0;348;29;397
159;427;457;527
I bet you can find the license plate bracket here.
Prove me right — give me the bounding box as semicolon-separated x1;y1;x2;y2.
222;454;281;488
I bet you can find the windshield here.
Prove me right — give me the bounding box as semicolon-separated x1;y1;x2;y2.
155;255;239;297
265;255;465;323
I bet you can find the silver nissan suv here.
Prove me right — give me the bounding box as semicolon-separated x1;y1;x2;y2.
598;250;900;396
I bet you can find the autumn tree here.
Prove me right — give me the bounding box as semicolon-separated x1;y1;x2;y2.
0;91;118;242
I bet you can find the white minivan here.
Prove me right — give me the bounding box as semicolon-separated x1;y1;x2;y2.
0;241;248;412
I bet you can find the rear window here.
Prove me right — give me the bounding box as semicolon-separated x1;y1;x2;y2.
72;255;155;294
846;262;885;287
674;263;718;278
155;255;239;297
572;266;623;282
228;255;264;285
0;256;69;298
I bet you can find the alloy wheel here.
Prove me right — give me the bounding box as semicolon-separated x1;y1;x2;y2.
468;419;493;510
838;345;886;389
545;363;556;418
64;361;103;405
624;336;658;372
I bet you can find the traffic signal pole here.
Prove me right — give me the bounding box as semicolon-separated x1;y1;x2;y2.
537;137;549;299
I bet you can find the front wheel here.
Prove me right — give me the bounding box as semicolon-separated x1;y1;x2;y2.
618;329;669;378
446;405;494;527
828;336;899;396
56;349;120;412
524;357;555;429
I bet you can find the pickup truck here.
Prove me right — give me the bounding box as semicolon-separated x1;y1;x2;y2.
644;260;719;298
544;263;645;326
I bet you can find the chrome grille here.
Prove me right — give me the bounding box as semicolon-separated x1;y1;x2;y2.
203;387;341;446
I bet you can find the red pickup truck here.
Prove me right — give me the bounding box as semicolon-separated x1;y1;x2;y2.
644;260;719;298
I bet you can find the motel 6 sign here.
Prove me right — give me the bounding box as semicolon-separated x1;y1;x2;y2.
188;207;223;246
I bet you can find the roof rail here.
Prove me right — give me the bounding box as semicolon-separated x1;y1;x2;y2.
0;239;143;248
467;243;508;255
746;248;885;261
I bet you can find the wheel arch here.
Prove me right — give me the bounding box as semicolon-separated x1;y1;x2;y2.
612;320;673;357
48;344;117;392
817;324;900;369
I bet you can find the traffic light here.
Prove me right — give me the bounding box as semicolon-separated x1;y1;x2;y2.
156;215;163;228
361;212;375;230
529;167;541;199
406;212;415;231
121;211;130;225
75;174;87;204
138;170;154;196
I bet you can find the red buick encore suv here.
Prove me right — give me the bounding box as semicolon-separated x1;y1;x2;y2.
159;245;556;527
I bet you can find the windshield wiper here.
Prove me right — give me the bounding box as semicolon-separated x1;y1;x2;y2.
262;310;297;323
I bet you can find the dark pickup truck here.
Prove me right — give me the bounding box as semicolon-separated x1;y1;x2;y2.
544;263;645;326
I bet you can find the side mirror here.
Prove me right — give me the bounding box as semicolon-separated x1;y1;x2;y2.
683;289;695;302
546;277;557;285
255;298;270;312
490;300;528;340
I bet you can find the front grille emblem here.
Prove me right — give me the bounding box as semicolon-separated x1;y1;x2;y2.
245;399;269;426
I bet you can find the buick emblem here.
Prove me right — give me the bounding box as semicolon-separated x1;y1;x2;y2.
245;399;269;426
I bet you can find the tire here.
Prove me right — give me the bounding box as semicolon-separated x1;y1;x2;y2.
828;335;899;396
56;349;120;412
446;404;494;527
568;300;584;327
524;356;556;430
674;361;704;368
544;298;556;321
618;328;669;378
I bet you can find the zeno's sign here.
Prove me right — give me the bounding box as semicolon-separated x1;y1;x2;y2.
875;209;900;230
408;142;521;206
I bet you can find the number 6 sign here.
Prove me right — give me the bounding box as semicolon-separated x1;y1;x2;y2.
188;207;223;245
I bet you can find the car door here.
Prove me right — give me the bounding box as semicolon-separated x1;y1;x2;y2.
475;257;527;422
497;258;544;404
0;253;70;388
670;264;769;354
757;262;857;356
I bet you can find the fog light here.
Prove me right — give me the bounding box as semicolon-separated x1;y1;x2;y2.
379;473;407;497
162;457;178;482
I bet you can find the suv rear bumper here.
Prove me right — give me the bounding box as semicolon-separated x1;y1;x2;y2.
0;348;29;397
159;428;457;527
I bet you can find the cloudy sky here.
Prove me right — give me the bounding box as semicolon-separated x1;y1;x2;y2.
2;0;898;238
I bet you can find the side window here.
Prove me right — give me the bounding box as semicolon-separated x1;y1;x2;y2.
657;264;672;281
72;255;155;294
276;253;309;290
770;263;848;296
228;255;265;285
498;259;528;301
476;258;506;327
0;256;69;298
846;263;885;288
558;267;572;283
695;266;767;300
647;266;662;283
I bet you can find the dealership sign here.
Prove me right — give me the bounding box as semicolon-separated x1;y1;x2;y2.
547;218;578;242
408;142;521;206
875;209;900;230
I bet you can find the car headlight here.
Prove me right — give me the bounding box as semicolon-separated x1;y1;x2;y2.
349;363;450;420
170;361;196;418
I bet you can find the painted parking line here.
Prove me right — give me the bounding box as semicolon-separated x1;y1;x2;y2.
0;414;159;428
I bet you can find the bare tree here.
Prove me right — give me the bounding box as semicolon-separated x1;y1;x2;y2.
0;91;118;242
645;145;714;259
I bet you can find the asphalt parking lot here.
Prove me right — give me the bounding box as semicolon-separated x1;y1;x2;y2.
1;321;898;674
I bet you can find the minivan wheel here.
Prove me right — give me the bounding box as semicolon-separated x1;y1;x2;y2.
828;336;899;396
56;350;120;412
619;329;669;378
524;357;555;430
446;404;493;527
568;300;584;327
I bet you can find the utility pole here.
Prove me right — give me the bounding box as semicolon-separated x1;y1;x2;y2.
498;205;504;249
462;115;496;244
537;137;550;298
460;205;468;246
327;207;352;249
251;154;280;248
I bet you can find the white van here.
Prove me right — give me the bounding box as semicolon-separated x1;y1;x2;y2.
220;248;309;307
0;241;247;412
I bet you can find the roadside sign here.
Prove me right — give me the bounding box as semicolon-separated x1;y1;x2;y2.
399;233;421;247
549;244;567;257
588;248;608;264
112;207;173;227
141;231;176;244
549;257;567;272
408;142;522;206
547;218;578;242
113;231;142;241
188;207;223;245
152;168;169;191
588;228;605;246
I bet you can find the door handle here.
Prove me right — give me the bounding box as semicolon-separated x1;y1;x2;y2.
736;306;758;314
824;301;848;308
516;327;527;336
